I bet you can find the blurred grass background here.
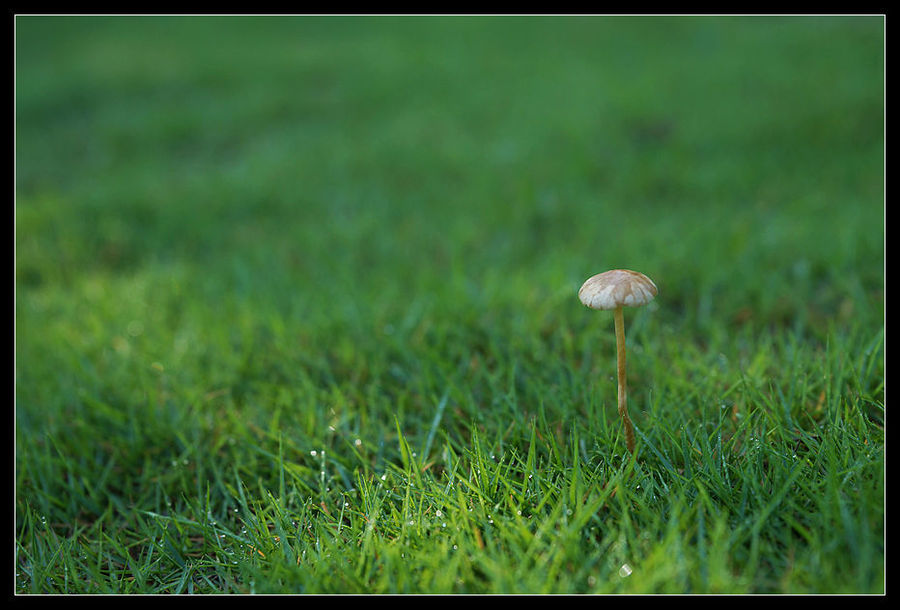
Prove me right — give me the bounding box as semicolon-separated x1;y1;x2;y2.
15;15;884;593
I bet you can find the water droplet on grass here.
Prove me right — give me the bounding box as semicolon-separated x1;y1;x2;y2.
126;320;144;336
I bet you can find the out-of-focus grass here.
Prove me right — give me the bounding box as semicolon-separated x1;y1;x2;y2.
15;15;883;593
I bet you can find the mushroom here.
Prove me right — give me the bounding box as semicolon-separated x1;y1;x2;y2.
578;269;657;454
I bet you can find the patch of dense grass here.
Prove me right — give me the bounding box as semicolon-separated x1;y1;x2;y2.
15;15;883;594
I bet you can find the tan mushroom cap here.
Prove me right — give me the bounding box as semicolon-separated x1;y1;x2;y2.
578;269;658;311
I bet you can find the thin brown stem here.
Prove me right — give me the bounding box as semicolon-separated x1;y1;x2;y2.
614;306;635;453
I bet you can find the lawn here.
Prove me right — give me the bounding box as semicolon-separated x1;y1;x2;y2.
15;15;884;594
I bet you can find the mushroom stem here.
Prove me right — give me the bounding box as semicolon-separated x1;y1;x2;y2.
614;306;636;454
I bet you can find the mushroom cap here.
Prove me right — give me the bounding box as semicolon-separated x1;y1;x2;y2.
578;269;658;310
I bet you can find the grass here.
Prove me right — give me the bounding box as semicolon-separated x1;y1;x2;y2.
15;15;884;594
